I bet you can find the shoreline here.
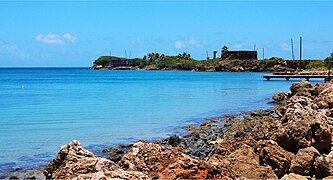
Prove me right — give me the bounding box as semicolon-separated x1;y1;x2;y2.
38;80;333;179
2;103;279;179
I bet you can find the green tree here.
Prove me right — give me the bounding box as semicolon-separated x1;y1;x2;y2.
93;56;110;67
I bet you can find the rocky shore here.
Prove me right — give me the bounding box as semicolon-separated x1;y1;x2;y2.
91;59;311;73
6;80;333;179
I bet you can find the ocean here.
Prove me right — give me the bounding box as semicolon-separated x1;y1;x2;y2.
0;68;323;175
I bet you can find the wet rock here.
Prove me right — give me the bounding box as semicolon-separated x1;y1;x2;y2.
280;173;310;180
162;135;181;147
255;140;295;178
290;147;320;175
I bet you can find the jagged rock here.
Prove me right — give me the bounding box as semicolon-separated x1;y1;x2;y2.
44;140;148;179
272;95;331;153
255;140;295;178
223;116;280;143
315;151;333;178
119;142;231;179
273;92;288;104
280;173;310;180
289;81;312;97
290;146;320;175
208;144;278;179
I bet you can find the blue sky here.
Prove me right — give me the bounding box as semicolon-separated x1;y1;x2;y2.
0;1;332;67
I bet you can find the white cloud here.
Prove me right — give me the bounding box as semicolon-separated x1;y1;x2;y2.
174;37;206;49
62;33;77;43
0;39;28;59
36;33;78;45
280;43;291;51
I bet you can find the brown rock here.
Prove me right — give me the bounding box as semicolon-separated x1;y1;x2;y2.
315;151;333;178
273;92;288;104
255;140;295;178
280;173;310;180
290;147;320;175
119;142;231;179
209;144;278;179
44;140;148;179
272;96;331;153
289;81;312;97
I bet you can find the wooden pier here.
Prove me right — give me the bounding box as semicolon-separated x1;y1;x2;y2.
263;74;329;81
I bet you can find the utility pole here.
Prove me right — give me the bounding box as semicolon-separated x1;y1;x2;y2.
291;38;295;60
125;49;127;59
206;51;209;60
254;44;256;51
299;36;302;67
263;48;265;60
129;50;131;59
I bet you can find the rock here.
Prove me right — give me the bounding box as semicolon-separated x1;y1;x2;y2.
272;96;331;153
290;147;320;175
44;140;148;179
209;144;278;179
289;81;312;97
119;141;232;179
223;116;280;143
273;92;288;104
162;135;182;147
280;173;310;180
314;151;333;178
255;140;295;178
6;170;44;180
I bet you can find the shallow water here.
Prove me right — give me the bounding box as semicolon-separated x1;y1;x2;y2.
0;68;324;174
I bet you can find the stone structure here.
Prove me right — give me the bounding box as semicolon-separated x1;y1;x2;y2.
221;49;257;60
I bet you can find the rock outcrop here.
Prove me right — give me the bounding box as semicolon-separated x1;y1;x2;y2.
43;140;148;179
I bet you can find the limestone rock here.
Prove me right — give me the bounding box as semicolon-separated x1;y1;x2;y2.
290;146;320;175
255;140;295;178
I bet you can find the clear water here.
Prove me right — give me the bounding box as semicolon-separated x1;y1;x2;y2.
0;68;323;174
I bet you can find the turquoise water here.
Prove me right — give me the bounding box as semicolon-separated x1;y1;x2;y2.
0;68;323;174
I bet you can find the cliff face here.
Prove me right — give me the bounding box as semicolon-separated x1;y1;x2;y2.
43;81;333;179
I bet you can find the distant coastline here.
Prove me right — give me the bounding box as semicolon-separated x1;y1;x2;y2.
91;56;315;73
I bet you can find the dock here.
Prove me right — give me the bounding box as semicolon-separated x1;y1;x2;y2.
263;74;329;81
